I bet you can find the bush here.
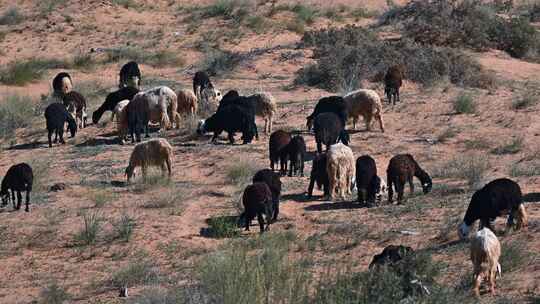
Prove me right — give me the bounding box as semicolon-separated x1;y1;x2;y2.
37;282;70;304
491;137;523;155
225;160;257;186
292;4;318;24
112;213;136;242
500;239;530;272
433;154;490;189
0;7;24;25
452;93;476;114
73;212;102;246
111;259;160;288
71;53;97;70
510;161;540;177
295;25;493;92
202;48;243;76
0;58;67;86
203;216;240;238
105;48;184;68
511;95;538;110
0;94;35;139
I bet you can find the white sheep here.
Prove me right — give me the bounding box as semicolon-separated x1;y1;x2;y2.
470;228;502;297
326;142;355;200
132;86;179;131
125;138;174;182
343;89;385;132
177;88;198;117
113;100;130;144
248;92;277;134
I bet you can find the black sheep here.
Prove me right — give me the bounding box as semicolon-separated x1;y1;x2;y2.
197;104;258;144
307;153;329;199
458;178;528;239
369;245;414;269
1;163;33;212
268;130;291;175
193;71;214;99
285;135;306;177
92;87;139;124
119;61;141;89
126;93;149;143
386;154;432;204
384;65;404;105
239;182;273;233
253;169;282;222
306;96;347;130
313;112;350;153
221;90;240;102
44;103;77;148
52;72;72;97
356;155;382;207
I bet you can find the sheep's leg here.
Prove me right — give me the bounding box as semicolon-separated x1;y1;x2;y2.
377;114;385;133
307;177;316;198
272;199;279;222
489;267;497;295
166;158;172;179
365;115;372;131
473;272;482;297
48;131;53;148
408;176;415;195
227;132;235;145
257;212;265;233
316;141;322;154
270;159;275;172
387;176;393;203
53;130;59;143
396;181;404;204
300;155;304;177
16;191;22;210
59;129;65;144
141;166;147;182
25;190;30;212
396;89;400;102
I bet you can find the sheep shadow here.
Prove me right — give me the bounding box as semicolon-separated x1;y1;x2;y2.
304;200;364;211
523;192;540;203
111;180;128;187
75;137;120;147
281;193;310;203
7;141;46;150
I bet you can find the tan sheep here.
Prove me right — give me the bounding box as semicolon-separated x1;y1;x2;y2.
177;88;198;117
132;86;180;131
113;100;130;144
249;92;277;134
125;138;174;182
326;143;355;200
470;228;501;297
343;89;385;132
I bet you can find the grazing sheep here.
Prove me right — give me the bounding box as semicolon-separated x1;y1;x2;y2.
125;138;173;182
284;135;306;177
119;61;141;89
193;71;222;106
313;112;350;153
92;87;139;124
44;103;77;148
127;86;179;142
458;178;528;239
248;92;276;134
62;91;87;129
253;169;282;222
386;154;432;204
384;65;404;105
269;130;291;175
52;72;72;99
343;89;385;132
369;245;414;269
327;143;355;201
113;100;130;144
1;163;33;212
197;104;258;144
470;228;502;296
306;96;347;130
222;89;239;102
176;88;198;117
356;155;385;207
307;153;329;199
239;182;274;233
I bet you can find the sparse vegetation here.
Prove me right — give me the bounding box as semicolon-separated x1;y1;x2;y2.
37;282;70;304
111;258;160;288
225;159;257;186
0;58;68;86
510;161;540;177
500;239;531;272
0;94;35;139
203;216;240;238
111;213;136;243
88;189;117;208
437;127;459;143
71;53;97;70
433;154;490;189
0;7;24;25
463;138;491;150
104;48;184;68
73;212;102;246
452;93;477;114
491;137;524;155
143;185;185;211
202;48;243;76
112;0;137;9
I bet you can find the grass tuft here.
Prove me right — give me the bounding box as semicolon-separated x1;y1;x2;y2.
73;212;102;246
0;7;24;25
37;282;70;304
452;93;477;114
491;137;524;155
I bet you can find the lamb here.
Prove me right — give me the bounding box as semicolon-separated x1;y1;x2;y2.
92;86;139;124
127;86;179;142
44;103;77;148
62;91;87;128
343;89;385;132
197;104;258;145
458;178;528;239
313;112;350;153
268;130;291;175
470;228;502;296
52;72;73;99
386;154;432;204
1;163;33;212
119;61;141;89
306;95;347;131
176;88;198;117
113;100;130;144
307;153;329;199
384;65;404;105
239;182;274;233
125;138;173;182
284;135;306;177
369;245;414;269
356;155;385;207
253;169;282;222
327;143;355;201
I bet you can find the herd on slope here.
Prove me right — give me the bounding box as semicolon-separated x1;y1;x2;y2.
0;60;531;298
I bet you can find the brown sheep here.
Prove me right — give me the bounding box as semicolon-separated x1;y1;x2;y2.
125;138;174;182
386;154;432;204
385;65;404;105
269;130;292;175
177;88;198;117
343;89;384;132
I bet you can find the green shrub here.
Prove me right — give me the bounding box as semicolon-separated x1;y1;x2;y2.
111;259;160;288
203;216;240;238
73;212;102;246
112;213;136;242
37;282;70;304
0;94;35;139
452;93;476;114
0;7;24;25
510;161;540;177
292;4;318;24
246;15;268;34
0;58;67;86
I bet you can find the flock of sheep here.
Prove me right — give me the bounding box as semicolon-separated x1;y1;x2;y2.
0;61;531;297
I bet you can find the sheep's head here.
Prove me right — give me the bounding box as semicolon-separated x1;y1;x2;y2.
125;166;135;182
196;119;207;135
61;77;73;94
306;117;314;131
127;76;140;89
420;172;432;194
458;222;471;239
202;87;221;104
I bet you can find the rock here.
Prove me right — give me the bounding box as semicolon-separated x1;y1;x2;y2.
49;183;67;192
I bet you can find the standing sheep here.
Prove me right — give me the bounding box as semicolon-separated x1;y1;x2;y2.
284;135;306;177
239;182;274;233
176;88;198;117
44;103;77;148
384;65;404;105
193;71;222;107
52;72;73;100
327;143;355;201
1;163;33;212
197;104;258;145
269;130;292;175
386;154;432;204
306;96;347;131
356;155;385;207
119;61;141;89
253;169;282;222
125;138;174;182
458;178;528;239
470;228;502;296
248;92;276;134
343;89;385;132
307;153;329;199
92;87;139;124
62;91;87;129
313;112;350;153
113;100;130;144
